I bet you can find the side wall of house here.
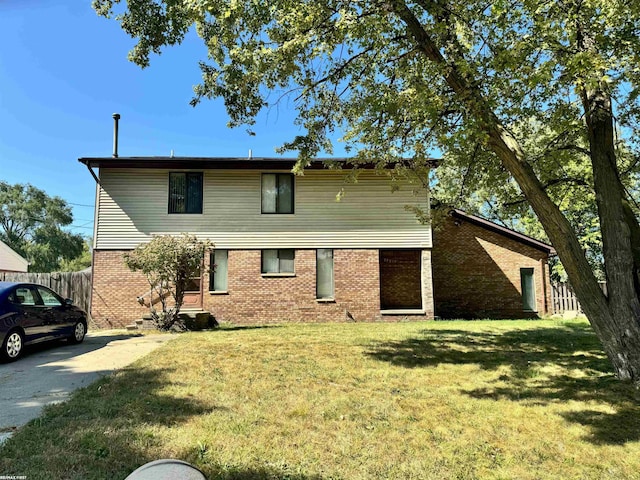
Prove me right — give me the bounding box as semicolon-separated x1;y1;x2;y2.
431;216;551;319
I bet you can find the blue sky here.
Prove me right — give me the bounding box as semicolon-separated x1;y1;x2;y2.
0;1;329;236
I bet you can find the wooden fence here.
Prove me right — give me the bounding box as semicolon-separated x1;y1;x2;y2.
0;270;92;315
551;281;607;314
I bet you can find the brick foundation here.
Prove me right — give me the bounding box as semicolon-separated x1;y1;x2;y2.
91;249;434;328
432;215;551;319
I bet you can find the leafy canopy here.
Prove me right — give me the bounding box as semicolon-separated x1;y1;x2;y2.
93;0;640;161
0;181;84;272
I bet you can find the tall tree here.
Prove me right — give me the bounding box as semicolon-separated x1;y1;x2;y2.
95;0;640;382
0;182;84;272
431;119;628;282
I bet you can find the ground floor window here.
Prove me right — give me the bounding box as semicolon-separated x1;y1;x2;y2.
210;249;228;291
316;249;334;299
262;249;295;274
520;267;536;311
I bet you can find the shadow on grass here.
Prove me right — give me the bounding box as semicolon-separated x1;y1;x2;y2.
365;322;640;445
217;325;283;332
181;458;325;480
0;365;219;479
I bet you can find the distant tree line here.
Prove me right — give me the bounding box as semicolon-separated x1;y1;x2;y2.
0;181;91;272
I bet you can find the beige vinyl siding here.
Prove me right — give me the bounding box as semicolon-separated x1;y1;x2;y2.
95;169;431;249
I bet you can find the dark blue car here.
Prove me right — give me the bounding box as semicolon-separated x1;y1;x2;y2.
0;282;87;361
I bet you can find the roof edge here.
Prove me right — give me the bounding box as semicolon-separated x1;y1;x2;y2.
451;209;556;254
77;156;441;170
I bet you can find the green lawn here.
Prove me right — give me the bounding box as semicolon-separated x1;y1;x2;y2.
2;319;640;479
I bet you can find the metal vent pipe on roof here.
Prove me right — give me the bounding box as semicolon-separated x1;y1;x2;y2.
112;113;121;158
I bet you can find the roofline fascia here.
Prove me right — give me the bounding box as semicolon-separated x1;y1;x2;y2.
77;156;441;170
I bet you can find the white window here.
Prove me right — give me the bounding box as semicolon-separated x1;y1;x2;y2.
262;249;295;274
316;249;334;299
210;250;228;291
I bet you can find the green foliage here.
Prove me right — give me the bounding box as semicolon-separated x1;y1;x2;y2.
432;120;616;281
0;181;84;272
94;0;640;284
123;234;212;330
59;238;92;272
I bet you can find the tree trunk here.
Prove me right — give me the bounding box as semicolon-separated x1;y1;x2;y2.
394;0;640;382
579;81;640;381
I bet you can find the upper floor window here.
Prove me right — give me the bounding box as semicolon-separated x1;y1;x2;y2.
261;173;294;214
169;172;203;214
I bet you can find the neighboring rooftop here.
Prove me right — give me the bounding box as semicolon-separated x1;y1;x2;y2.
0;240;29;273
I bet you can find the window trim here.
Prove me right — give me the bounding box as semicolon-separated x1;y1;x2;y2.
261;249;296;275
168;171;204;215
261;173;295;214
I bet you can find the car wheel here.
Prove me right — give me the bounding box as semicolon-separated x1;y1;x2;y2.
2;330;24;361
69;321;86;344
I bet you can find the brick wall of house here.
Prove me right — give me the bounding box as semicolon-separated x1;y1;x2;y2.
432;216;551;319
91;250;150;328
202;249;381;324
91;248;436;328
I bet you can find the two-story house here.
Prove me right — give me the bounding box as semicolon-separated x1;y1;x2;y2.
79;156;555;328
79;157;435;328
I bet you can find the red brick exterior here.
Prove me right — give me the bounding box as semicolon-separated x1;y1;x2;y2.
91;250;151;328
90;249;435;327
432;215;552;319
203;250;380;324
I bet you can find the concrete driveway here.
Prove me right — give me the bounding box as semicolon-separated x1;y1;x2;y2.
0;331;172;444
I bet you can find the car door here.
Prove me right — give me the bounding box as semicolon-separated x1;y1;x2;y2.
8;286;47;344
35;286;69;339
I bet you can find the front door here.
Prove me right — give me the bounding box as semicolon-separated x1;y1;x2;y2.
182;268;203;309
379;250;422;310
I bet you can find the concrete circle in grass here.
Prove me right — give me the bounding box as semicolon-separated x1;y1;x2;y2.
125;459;206;480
